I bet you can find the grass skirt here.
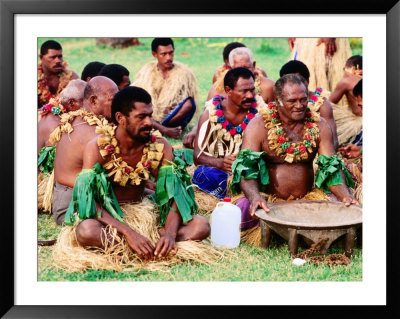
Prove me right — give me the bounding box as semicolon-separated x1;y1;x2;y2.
38;170;55;213
52;198;229;273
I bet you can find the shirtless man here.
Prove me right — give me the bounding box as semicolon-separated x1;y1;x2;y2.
329;55;362;114
38;79;86;154
234;74;358;220
70;86;210;259
279;60;338;150
81;61;106;82
38;40;79;108
52;76;119;225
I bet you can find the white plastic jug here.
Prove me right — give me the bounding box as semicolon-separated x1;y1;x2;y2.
211;197;241;249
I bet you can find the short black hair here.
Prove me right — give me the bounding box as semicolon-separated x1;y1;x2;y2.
99;64;130;86
40;40;62;55
81;61;106;81
223;42;246;61
111;86;152;124
352;79;362;98
224;67;255;90
279;60;310;81
151;38;174;53
345;55;362;70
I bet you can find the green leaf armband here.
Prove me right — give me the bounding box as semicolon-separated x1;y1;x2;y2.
64;163;124;225
37;146;56;175
155;157;197;226
315;154;355;194
230;149;270;195
173;148;194;166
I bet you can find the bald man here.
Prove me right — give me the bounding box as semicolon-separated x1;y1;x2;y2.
52;76;118;224
38;79;87;154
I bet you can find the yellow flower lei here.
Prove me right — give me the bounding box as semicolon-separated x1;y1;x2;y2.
48;109;106;145
260;102;320;163
38;60;73;106
96;128;164;187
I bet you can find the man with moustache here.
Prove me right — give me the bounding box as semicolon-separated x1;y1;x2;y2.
133;38;199;139
51;76;119;225
191;68;264;200
63;86;210;260
38;40;79;108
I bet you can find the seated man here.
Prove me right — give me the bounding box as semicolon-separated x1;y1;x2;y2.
37;79;87;212
329;55;362;108
64;86;210;259
38;40;79;108
230;74;358;233
133;38;199;139
212;41;266;83
331;79;362;147
99;63;131;90
81;61;106;82
184;47;272;149
279;60;338;150
192;68;265;199
51;76;119;225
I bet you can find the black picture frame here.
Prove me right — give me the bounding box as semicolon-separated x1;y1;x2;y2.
1;0;399;317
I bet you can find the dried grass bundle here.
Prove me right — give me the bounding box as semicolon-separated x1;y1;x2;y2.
53;199;229;273
37;171;54;213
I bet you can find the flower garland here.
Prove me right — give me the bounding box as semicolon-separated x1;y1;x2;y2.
212;95;258;136
48;109;106;145
38;60;73;106
260;101;320;163
38;97;67;121
97;128;164;187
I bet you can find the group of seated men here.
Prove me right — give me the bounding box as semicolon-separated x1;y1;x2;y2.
38;37;362;260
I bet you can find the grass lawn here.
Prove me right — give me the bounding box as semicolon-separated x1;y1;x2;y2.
38;37;362;282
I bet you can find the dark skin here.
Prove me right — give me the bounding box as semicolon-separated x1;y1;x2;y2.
288;38;337;58
240;82;359;218
76;102;210;260
329;71;362;116
194;77;256;173
39;49;79;100
150;44;193;139
207;56;275;104
282;72;338;150
54;77;118;188
38;95;84;154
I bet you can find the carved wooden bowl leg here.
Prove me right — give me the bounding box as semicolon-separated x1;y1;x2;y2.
288;228;298;255
261;222;272;248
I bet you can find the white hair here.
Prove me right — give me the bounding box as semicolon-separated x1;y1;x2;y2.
60;79;86;104
228;47;254;67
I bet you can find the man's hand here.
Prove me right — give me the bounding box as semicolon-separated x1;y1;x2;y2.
341;195;360;207
154;234;177;258
125;230;155;261
288;38;296;51
183;131;196;149
221;154;237;173
339;144;362;159
249;196;270;218
317;38;337;58
163;126;182;139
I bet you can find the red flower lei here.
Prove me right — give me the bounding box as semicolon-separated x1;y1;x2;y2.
38;60;73;107
261;101;320;163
